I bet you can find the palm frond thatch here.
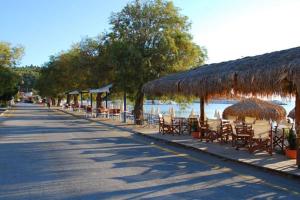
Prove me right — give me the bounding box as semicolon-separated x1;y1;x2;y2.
143;46;300;98
222;98;286;121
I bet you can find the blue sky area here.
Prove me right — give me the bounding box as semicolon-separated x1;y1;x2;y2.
1;0;300;66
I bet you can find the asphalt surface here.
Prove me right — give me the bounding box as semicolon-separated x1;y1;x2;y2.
0;104;299;200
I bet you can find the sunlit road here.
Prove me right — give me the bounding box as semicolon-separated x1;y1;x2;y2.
0;104;299;200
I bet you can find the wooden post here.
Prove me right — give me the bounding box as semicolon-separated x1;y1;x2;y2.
200;97;205;122
295;92;300;168
90;93;93;107
123;92;127;123
80;92;83;107
105;92;108;109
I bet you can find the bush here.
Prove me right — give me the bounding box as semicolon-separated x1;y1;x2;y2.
288;128;297;150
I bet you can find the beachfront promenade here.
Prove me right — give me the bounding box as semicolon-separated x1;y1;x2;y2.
0;104;300;199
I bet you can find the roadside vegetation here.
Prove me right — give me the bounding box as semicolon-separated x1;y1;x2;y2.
0;42;24;106
1;0;207;122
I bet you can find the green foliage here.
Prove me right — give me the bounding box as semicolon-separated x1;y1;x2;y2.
34;0;207;119
0;66;19;103
0;42;24;68
0;41;23;104
13;65;40;93
109;0;206;115
287;128;297;150
36;35;114;99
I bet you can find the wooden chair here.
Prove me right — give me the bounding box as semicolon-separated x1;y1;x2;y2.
172;117;188;135
233;123;253;150
219;120;233;143
85;106;96;118
158;114;173;135
248;120;272;155
97;107;108;118
198;120;219;142
273;127;289;153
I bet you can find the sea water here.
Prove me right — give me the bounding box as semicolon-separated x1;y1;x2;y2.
143;101;295;119
74;99;295;119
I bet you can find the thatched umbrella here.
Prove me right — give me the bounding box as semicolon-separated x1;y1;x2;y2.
222;98;286;121
143;46;300;165
143;46;300;122
143;47;300;98
288;108;295;119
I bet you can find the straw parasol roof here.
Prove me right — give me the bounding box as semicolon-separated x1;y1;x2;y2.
288;108;295;119
143;47;300;99
222;98;286;121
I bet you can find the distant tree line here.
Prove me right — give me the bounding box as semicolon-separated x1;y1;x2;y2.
35;0;207;123
13;65;40;93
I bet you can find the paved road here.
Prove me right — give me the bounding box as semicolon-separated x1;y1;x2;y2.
0;104;299;200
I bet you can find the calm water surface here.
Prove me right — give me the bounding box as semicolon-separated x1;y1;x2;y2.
143;102;295;119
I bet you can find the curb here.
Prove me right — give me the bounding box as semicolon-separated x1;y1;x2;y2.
56;108;300;180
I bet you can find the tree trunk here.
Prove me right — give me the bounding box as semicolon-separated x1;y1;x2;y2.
295;92;300;167
80;93;83;106
66;94;70;105
57;97;62;106
73;95;79;106
134;90;144;125
96;93;103;109
51;97;56;106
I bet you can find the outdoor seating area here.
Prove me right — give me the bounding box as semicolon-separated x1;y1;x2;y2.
148;98;296;159
157;114;277;154
62;84;298;163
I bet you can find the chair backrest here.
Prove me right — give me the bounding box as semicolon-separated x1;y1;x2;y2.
245;116;256;124
220;120;232;132
235;124;244;135
252;121;271;139
158;114;164;125
208;119;220;132
278;121;293;129
227;115;237;123
164;115;172;124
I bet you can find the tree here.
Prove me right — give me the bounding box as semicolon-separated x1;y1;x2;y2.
109;0;206;123
35;55;68;105
0;42;24;105
0;66;19;105
35;35;114;106
0;42;24;68
13;65;40;93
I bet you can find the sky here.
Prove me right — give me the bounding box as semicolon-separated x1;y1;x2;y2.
1;0;300;66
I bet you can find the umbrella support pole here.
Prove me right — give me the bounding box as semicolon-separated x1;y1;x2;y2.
200;97;205;122
295;92;300;168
